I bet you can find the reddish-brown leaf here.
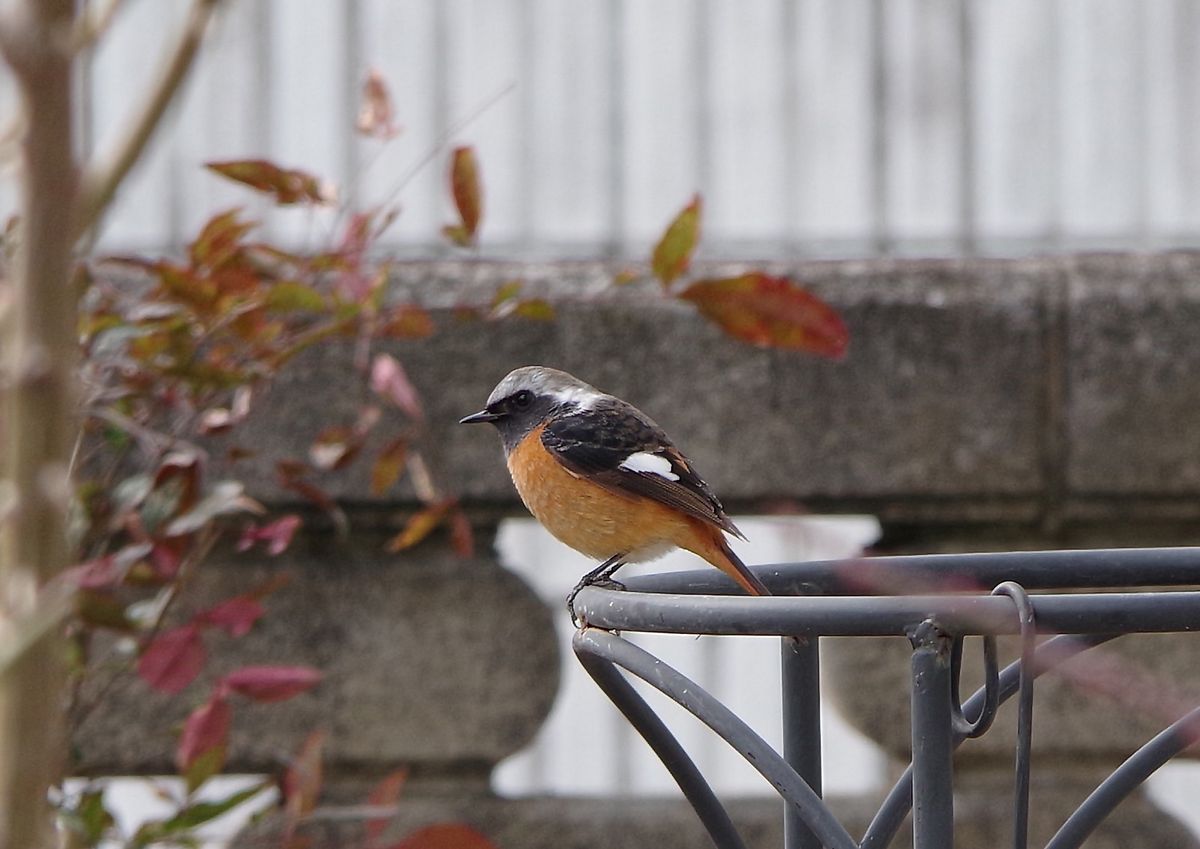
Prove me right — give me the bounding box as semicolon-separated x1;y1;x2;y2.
275;463;349;537
223;665;322;703
197;595;265;637
389;823;499;849
380;305;435;339
138;624;206;694
385;501;454;553
651;194;702;287
443;146;482;246
365;770;409;847
197;386;252;436
371;438;409;496
357;68;401;140
283;731;326;836
370;354;423;422
236;514;303;557
190;209;256;269
206;160;333;206
177;695;231;780
678;272;849;358
309;426;364;472
448;507;474;558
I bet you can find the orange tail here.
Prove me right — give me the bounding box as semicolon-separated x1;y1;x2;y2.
700;530;771;596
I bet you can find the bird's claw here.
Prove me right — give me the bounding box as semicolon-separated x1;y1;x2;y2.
566;576;627;628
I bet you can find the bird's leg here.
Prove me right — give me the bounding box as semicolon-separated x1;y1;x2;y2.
567;553;626;626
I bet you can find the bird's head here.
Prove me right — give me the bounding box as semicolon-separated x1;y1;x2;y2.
459;365;602;453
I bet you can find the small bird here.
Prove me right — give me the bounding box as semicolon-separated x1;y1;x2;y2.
460;366;770;619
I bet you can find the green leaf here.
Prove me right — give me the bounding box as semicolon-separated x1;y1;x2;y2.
267;281;327;313
490;280;523;309
511;299;555;321
133;783;268;845
60;787;115;847
651;194;702;287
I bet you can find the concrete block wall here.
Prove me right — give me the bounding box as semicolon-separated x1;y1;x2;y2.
76;253;1200;847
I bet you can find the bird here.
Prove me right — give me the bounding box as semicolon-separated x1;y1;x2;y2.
460;365;770;621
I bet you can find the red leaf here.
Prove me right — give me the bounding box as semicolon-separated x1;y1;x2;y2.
206;160;333;206
651;194;702;287
357;68;401;140
370;438;409;496
678;272;849;358
389;824;499;849
385;501;453;553
150;541;183;579
67;555;119;590
198;596;264;637
442;147;482;246
370;354;423;421
236;514;303;556
177;695;231;777
365;770;409;847
223;665;322;703
138;625;206;694
283;731;325;835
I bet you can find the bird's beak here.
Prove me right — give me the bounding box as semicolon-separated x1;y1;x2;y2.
459;409;500;425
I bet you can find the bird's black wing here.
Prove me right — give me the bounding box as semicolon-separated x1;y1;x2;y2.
540;398;744;538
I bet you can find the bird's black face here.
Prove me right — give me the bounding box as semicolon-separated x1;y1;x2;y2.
459;388;562;454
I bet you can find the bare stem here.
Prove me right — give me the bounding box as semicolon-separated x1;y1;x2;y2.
74;0;221;239
0;0;80;844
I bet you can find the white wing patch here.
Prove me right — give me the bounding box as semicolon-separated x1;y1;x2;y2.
618;451;680;481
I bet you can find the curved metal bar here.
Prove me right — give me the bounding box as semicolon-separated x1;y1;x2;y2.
1044;704;1200;849
860;633;1118;849
618;547;1200;597
992;582;1037;849
949;634;1000;739
571;634;748;849
573;587;1200;637
574;629;860;849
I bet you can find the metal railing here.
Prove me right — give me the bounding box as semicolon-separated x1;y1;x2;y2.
572;547;1200;849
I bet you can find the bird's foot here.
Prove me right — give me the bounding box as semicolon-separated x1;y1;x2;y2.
566;575;627;627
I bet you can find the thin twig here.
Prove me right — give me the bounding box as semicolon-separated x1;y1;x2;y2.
74;0;221;239
70;0;124;54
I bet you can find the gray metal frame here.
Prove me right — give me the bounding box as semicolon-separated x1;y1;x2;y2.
571;547;1200;849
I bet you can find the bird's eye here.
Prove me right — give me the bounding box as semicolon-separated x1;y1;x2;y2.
512;390;534;409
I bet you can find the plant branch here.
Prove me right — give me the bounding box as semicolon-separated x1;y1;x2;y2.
70;0;124;54
0;0;80;844
74;0;221;239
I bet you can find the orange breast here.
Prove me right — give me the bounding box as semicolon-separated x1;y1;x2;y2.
507;425;705;562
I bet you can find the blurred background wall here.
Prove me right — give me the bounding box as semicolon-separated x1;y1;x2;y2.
6;0;1197;259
